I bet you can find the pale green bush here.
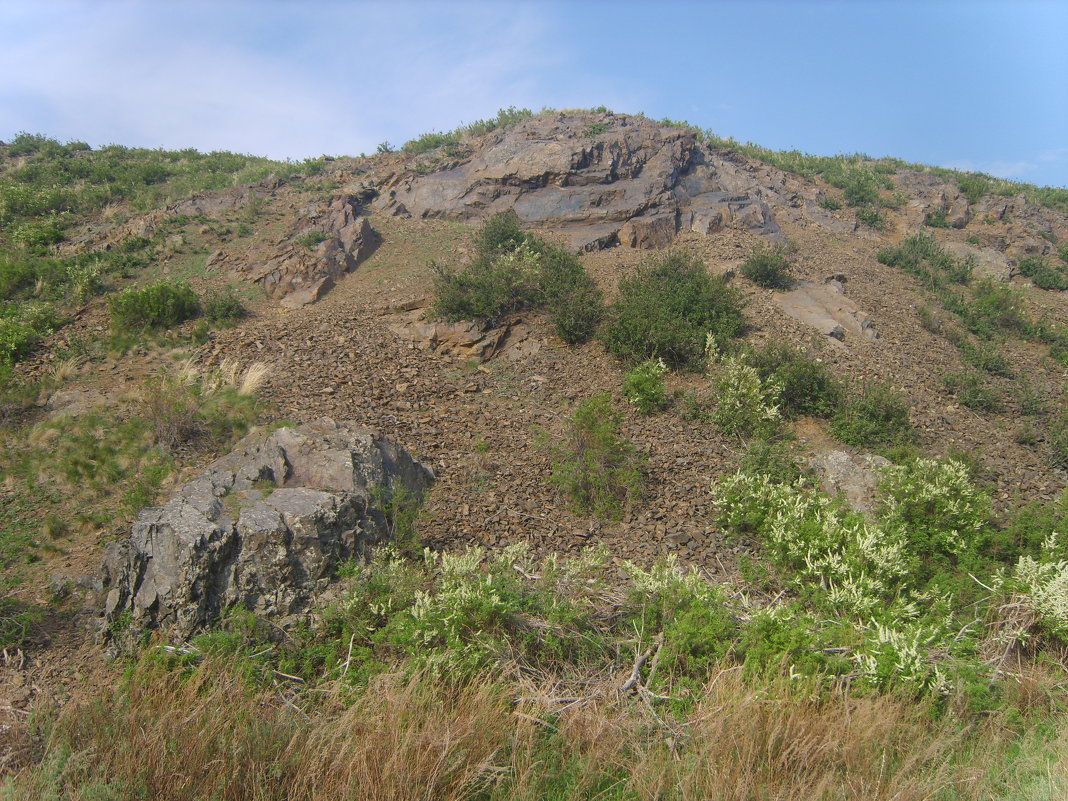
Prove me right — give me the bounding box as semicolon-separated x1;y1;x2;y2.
856;621;949;694
710;355;782;439
714;471;910;616
1013;534;1068;642
622;358;667;414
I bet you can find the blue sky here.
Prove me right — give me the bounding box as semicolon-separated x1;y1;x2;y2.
2;0;1066;187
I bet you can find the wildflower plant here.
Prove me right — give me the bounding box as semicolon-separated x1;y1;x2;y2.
622;358;668;414
710;355;782;439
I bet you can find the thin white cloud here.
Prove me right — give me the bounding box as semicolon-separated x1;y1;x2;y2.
0;1;568;158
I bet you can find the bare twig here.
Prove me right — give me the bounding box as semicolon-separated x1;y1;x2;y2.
272;670;306;683
621;637;662;694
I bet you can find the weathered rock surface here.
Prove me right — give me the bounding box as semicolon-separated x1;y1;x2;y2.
775;278;877;343
100;419;434;636
941;241;1013;281
216;194;378;306
374;112;784;250
386;306;538;362
808;450;891;514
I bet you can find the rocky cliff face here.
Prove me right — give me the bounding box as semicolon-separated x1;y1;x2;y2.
374;112;787;251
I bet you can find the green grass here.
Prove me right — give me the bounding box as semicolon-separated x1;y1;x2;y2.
109;279;200;332
402;106;533;154
1018;255;1068;290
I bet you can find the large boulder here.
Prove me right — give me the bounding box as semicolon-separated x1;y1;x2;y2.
100;419;434;637
374;112;783;250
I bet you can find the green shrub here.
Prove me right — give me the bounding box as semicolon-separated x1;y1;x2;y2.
10;216;65;251
746;340;842;418
622;359;667;414
943;369;1005;412
740;437;804;485
1017;256;1068;290
549;392;643;519
402;130;460;155
202;286;247;326
740;243;793;289
1051;419;1068;470
536;242;603;344
109;279;200;331
295;231;328;249
964;279;1030;337
475;210;527;256
711;356;782;439
856;205;884;229
830;384;915;449
924;209;950;228
601;251;745;369
958;340;1011;376
827;166;887;207
547;280;603;344
432;213;602;342
957;174;991;205
818;196;841;210
433;243;541;322
0;301;60;365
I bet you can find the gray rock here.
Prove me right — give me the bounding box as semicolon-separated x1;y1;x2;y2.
100;419;434;637
941;241;1012;281
775;279;877;343
946;195;971;229
807;450;891;514
373;113;784;250
237;195;377;306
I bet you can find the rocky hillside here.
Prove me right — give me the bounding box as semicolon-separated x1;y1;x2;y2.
2;110;1068;783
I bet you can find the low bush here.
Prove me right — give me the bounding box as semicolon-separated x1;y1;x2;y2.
746;340;842;418
548;392;643;519
855;205;885;229
0;301;60;365
621;359;667;414
601;250;745;369
432;212;602;343
710;355;782;439
740;243;793;289
925;209;950;228
830;383;915;449
964;279;1030;337
295;231;328;249
958;339;1011;376
202;285;248;326
942;370;1003;413
818;196;841;210
1018;255;1068;290
958;173;991;204
825;165;890;207
1051;418;1068;470
109;279;200;332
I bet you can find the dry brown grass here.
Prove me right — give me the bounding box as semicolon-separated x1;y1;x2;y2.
10;658;1068;801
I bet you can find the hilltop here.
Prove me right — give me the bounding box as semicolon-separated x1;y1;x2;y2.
2;109;1068;797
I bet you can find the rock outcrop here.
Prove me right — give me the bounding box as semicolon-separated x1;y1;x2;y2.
808;450;891;514
374;112;784;251
213;194;378;307
100;419;434;637
775;277;878;343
